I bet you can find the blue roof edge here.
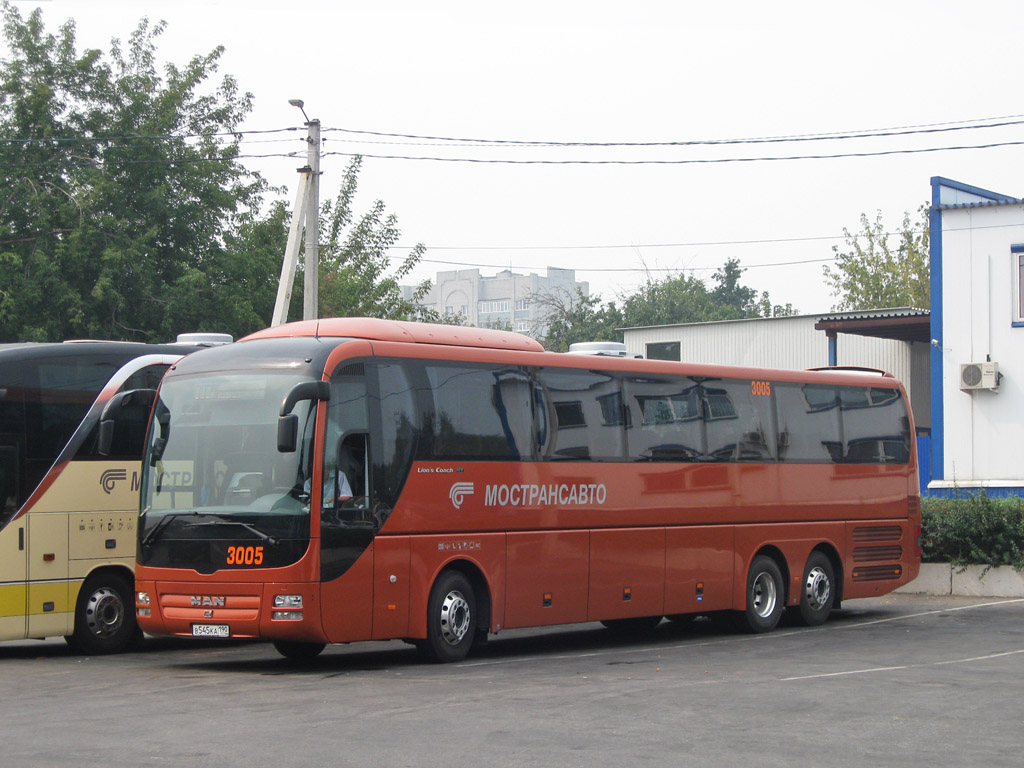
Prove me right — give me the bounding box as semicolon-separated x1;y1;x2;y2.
930;176;1020;206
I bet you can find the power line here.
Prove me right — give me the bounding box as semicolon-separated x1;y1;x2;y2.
396;220;1015;255
324;113;1024;148
0;127;302;145
322;138;1024;165
0;151;302;170
417;256;837;273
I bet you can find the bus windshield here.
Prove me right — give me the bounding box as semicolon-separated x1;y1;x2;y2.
138;371;318;572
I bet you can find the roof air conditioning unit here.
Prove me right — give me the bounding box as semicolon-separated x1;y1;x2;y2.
960;362;999;392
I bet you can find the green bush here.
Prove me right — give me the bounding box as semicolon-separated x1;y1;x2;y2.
921;493;1024;569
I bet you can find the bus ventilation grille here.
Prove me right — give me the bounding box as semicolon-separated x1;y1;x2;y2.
851;564;903;582
853;545;903;562
852;525;902;543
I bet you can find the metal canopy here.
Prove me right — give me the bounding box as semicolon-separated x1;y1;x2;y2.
814;310;930;343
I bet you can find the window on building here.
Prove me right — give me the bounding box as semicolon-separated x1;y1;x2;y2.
515;299;530;311
479;300;512;314
1015;247;1024;324
645;341;681;361
516;320;530;332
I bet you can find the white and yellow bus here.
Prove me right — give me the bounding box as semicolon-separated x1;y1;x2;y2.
0;336;229;653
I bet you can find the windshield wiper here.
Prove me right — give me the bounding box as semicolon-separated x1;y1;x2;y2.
190;520;279;546
141;510;204;548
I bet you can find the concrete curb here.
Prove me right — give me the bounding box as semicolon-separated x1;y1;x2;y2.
896;563;1024;598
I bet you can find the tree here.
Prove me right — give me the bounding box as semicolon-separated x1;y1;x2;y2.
619;259;794;328
534;287;623;352
534;259;795;351
0;3;265;342
308;156;430;322
823;206;930;311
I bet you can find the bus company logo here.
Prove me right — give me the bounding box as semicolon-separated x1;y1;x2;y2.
484;482;608;508
449;482;475;509
190;596;226;607
99;468;128;494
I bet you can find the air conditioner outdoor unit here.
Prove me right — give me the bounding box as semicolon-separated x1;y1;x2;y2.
960;361;999;392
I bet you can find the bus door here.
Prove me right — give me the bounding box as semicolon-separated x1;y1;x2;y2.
0;478;27;640
318;364;374;642
0;368;27;639
25;511;70;638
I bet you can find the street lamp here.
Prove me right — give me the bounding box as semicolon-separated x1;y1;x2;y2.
288;98;310;123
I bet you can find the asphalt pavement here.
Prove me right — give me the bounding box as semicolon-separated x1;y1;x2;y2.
1;594;1022;768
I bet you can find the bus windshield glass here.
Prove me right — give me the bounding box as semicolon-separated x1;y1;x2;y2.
138;371;317;572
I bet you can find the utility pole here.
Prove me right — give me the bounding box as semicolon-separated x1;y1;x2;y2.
271;99;321;326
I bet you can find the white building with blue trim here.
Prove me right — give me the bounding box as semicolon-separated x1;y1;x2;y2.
928;177;1024;497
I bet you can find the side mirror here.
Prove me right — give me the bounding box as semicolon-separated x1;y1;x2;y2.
98;389;157;456
277;380;330;453
277;414;299;453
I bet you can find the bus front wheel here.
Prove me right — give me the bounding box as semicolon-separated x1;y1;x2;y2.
418;570;476;663
735;555;785;633
273;640;326;662
66;572;140;655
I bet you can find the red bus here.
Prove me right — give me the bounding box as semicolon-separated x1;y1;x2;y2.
127;318;920;662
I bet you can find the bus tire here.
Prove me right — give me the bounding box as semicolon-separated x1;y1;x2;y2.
273;640;326;662
796;551;835;626
417;570;476;663
66;572;139;655
735;555;784;633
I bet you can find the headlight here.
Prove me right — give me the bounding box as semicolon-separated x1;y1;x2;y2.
137;608;152;617
272;611;303;621
274;594;302;608
137;592;151;605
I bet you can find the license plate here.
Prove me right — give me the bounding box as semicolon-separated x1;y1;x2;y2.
191;624;229;638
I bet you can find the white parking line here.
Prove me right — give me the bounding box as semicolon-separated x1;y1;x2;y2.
781;649;1024;681
460;597;1024;670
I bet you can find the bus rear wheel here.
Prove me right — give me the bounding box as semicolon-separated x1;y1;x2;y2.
734;555;784;633
273;640;326;662
795;551;836;626
66;573;140;655
417;570;476;663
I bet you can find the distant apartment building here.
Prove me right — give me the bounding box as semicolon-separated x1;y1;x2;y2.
403;267;588;336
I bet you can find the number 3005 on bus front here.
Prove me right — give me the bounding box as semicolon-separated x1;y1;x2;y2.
226;545;264;566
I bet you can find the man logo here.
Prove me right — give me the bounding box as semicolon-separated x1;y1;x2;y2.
449;482;475;510
100;468;128;494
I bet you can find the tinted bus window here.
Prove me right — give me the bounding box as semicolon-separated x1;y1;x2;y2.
776;383;842;463
841;386;911;464
703;379;776;462
624;375;703;461
0;363;25;514
537;368;624;460
369;361;419;507
424;363;532;460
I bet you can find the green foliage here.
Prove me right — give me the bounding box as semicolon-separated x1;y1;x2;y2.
921;493;1024;570
0;3;265;341
0;6;432;341
528;288;621;352
620;258;794;329
824;206;930;311
534;259;794;351
311;156;429;322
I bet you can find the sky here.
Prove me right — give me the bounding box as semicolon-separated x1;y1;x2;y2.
7;0;1024;316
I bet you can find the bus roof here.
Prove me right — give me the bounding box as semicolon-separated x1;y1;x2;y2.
242;317;545;353
0;340;202;363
